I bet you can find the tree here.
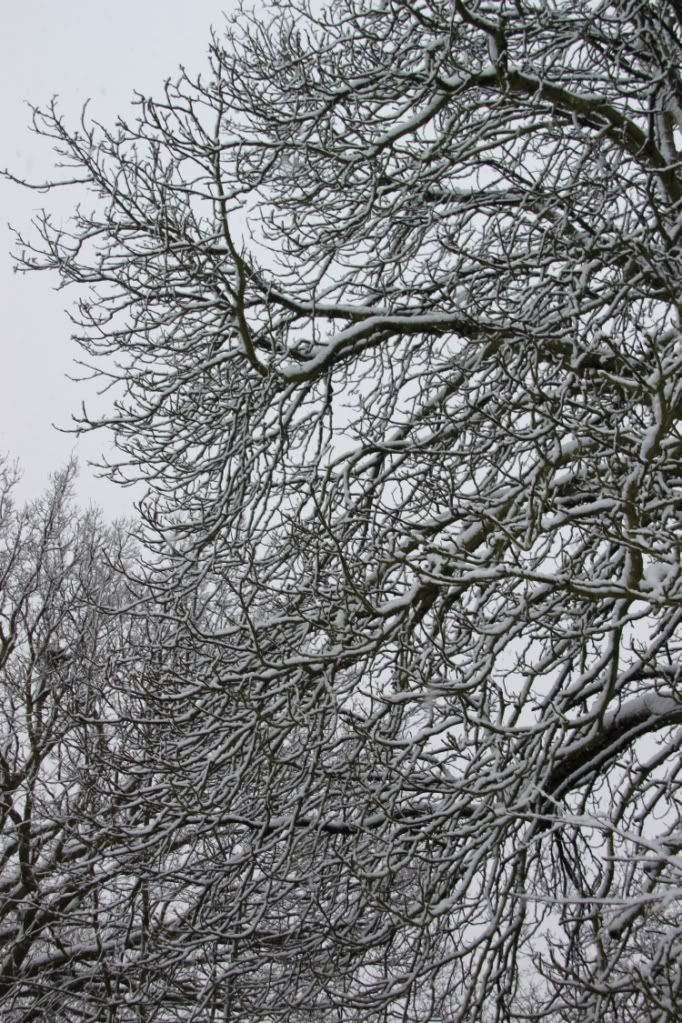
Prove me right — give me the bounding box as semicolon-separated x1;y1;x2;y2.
8;0;682;1018
0;462;168;1021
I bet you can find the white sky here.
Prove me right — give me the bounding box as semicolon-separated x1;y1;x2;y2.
1;1;236;516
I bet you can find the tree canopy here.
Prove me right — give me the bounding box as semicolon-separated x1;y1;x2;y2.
7;0;682;1019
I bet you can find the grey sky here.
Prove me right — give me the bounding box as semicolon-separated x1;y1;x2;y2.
1;1;235;515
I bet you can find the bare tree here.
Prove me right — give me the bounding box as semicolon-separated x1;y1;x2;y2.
0;461;171;1021
8;0;682;1018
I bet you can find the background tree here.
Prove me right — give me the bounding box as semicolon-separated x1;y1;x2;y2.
0;461;171;1021
8;0;682;1018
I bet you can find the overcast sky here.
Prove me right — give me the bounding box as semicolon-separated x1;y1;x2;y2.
1;1;236;516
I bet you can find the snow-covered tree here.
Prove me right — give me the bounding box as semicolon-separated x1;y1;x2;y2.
0;462;146;1017
10;0;682;1018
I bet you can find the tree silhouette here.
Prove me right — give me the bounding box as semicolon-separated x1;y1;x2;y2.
8;0;682;1018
